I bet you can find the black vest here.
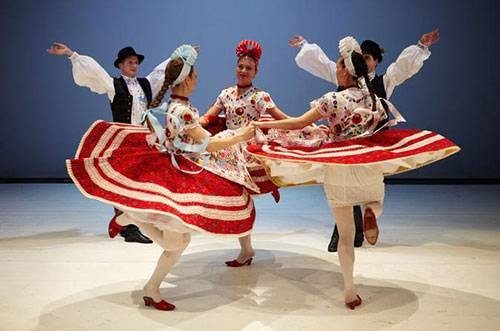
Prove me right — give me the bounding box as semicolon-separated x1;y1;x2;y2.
110;77;152;123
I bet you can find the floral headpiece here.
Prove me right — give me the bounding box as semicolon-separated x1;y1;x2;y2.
235;40;262;64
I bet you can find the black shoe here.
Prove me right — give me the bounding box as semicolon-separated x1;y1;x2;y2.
354;232;364;247
353;205;364;247
327;228;339;252
119;224;153;244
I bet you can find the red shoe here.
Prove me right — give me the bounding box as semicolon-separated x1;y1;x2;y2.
108;216;123;239
345;295;362;310
143;296;175;311
271;189;281;203
363;207;379;245
225;257;253;267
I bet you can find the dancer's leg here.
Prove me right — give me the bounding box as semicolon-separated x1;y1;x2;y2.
143;230;191;302
330;206;358;303
236;234;255;262
353;205;364;247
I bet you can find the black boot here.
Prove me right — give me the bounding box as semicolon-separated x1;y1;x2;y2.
327;225;339;252
119;224;153;244
328;205;364;252
353;205;364;247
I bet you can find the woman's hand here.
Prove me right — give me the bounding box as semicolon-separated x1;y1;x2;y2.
238;125;255;141
251;121;259;127
47;42;74;57
199;115;210;127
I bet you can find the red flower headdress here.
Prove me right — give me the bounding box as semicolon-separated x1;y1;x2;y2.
235;40;262;64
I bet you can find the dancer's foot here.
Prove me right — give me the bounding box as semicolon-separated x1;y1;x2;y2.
108;215;123;239
345;294;362;310
143;285;175;311
225;251;255;267
143;296;175;311
363;207;379;245
120;224;153;244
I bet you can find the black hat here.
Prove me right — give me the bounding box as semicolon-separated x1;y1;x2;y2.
114;46;145;68
361;40;384;63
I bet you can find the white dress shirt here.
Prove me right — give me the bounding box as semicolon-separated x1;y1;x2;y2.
294;41;431;99
68;52;170;124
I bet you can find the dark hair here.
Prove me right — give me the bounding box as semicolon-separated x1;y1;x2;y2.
361;40;384;63
237;55;258;68
149;58;194;108
351;51;376;112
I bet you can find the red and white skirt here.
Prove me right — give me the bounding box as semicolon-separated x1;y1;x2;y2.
247;128;460;206
66;121;255;236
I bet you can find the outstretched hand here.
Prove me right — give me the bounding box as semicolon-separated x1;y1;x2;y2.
288;35;305;48
47;42;74;56
419;29;440;47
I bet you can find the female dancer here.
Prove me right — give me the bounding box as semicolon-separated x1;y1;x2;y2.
67;45;258;311
200;40;289;267
251;37;459;309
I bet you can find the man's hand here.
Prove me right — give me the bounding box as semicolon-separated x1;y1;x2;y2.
47;42;74;57
288;35;305;48
419;29;440;47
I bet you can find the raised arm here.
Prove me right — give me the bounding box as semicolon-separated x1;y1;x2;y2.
290;35;338;85
383;29;439;98
47;42;115;100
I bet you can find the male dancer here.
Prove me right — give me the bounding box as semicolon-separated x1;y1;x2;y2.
48;42;172;244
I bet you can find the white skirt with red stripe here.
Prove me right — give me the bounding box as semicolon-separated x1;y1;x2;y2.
247;128;460;190
66;121;256;236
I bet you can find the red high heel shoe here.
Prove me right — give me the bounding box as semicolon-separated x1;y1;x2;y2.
143;296;175;311
363;207;379;245
345;295;362;310
108;216;123;239
225;257;253;267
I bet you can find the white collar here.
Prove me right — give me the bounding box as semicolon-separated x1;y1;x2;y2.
121;75;138;83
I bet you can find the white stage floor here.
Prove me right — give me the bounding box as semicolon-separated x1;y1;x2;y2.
1;184;499;330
